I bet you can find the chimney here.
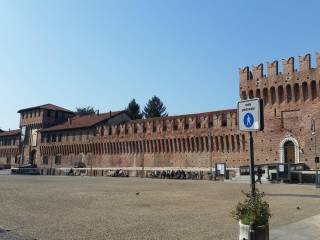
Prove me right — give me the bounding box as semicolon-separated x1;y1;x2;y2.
68;118;72;125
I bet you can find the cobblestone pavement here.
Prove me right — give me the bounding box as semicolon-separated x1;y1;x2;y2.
0;175;320;240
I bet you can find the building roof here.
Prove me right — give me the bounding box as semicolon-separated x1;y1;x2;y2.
17;104;74;113
41;111;126;132
0;129;21;137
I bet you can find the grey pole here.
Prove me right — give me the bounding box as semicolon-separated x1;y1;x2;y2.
249;131;256;239
249;131;256;196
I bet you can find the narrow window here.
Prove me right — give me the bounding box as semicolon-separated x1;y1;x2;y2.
236;135;240;152
215;136;219;151
200;137;204;152
182;138;185;152
278;85;284;104
302;82;308;101
43;156;49;165
286;85;292;102
255;89;261;98
210;136;214;151
263;88;269;105
205;137;209;152
221;114;227;127
241;91;247;100
270;87;276;104
55;155;61;165
220;136;224;152
294;83;300;101
311;80;317;100
191;138;195;152
226;135;230;152
195;137;199;152
248;90;254;99
231;135;235;152
241;135;246;151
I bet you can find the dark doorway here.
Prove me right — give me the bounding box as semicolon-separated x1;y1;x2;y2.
284;141;295;164
30;150;37;166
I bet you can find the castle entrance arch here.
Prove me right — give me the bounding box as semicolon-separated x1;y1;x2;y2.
280;137;299;164
284;141;295;164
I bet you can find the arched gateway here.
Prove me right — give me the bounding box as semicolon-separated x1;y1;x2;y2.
279;137;299;164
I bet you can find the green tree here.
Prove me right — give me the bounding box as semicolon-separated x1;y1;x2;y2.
75;106;95;116
143;96;168;118
126;99;143;120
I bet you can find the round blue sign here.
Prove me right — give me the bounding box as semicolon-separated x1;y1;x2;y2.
244;113;254;128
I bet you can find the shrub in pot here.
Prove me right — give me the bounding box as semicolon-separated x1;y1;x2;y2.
231;190;271;240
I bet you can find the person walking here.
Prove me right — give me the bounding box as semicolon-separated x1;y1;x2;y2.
256;166;263;184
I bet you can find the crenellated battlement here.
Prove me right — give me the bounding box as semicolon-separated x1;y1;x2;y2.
239;53;320;82
239;52;320;104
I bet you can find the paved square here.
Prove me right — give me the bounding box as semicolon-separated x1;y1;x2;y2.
0;176;320;240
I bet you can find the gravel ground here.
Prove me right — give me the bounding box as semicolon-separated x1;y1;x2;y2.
0;175;320;240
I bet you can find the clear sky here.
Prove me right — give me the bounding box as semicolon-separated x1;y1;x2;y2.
1;0;320;130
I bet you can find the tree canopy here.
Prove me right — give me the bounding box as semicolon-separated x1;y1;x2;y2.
143;96;168;118
126;99;143;120
75;106;95;116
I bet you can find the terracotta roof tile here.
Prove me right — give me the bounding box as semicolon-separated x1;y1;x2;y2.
0;129;21;137
41;111;126;132
18;104;74;113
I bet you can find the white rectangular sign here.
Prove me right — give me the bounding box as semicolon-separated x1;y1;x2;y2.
21;126;26;142
238;98;264;132
279;164;285;172
31;129;38;147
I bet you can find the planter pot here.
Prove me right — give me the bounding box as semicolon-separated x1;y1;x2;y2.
239;221;269;240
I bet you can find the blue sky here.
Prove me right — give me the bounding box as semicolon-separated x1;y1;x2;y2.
1;0;320;130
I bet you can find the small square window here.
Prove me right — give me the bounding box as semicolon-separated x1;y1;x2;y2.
43;156;49;165
55;155;61;165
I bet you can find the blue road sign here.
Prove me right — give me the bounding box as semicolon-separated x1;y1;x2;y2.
244;113;254;128
238;98;264;132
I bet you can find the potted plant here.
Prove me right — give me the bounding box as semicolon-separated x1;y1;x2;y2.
231;190;271;240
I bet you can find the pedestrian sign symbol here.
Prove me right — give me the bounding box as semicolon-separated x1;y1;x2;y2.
244;113;254;128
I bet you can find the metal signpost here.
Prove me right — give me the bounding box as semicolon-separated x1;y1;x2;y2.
238;98;264;240
238;98;264;196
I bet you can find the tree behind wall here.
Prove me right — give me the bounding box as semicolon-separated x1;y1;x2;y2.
143;96;168;118
75;106;95;116
126;99;143;120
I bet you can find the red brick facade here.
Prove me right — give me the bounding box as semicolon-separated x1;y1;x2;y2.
1;53;320;175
